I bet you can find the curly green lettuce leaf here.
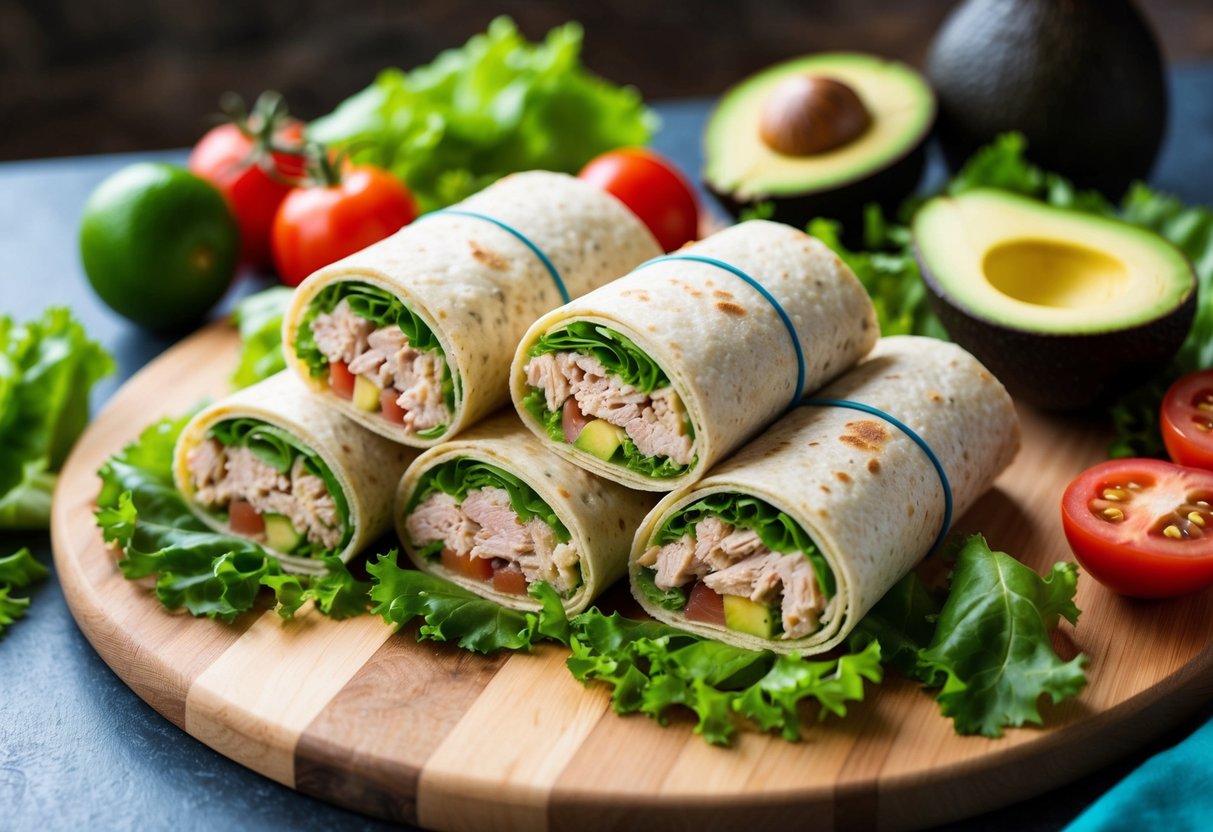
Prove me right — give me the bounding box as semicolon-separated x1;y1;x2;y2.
308;17;656;212
633;567;685;612
231;286;293;389
651;491;835;598
521;386;565;443
941;133;1213;459
567;609;881;746
917;535;1087;738
0;307;114;529
0;547;49;637
367;552;569;653
95;414;370;623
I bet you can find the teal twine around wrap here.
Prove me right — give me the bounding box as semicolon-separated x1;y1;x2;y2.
419;209;569;304
800;398;954;554
634;254;806;403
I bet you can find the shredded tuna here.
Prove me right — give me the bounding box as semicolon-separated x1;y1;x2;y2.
187;443;344;550
407;487;580;594
310;296;451;431
523;351;694;466
645;517;824;640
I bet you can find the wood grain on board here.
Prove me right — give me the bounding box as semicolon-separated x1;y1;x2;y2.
52;323;1213;831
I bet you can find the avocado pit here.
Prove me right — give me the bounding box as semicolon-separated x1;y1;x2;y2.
759;74;872;156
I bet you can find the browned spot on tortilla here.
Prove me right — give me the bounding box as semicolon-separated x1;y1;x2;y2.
963;450;970;461
341;443;352;454
867;458;881;475
979;371;993;383
818;509;830;518
558;487;571;499
839;420;889;452
668;342;681;350
928;390;944;403
885;374;901;380
716;301;745;317
621;289;651;302
647;325;658;333
834;471;852;483
807;441;820;447
820;485;831;493
907;505;916;517
468;240;509;270
949;360;958;367
618;518;625;530
438;310;448;320
713;289;734;300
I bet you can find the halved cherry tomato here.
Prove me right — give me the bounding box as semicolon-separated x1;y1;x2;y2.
271;164;417;287
492;562;529;595
188;94;306;268
228;499;265;537
562;397;590;444
1060;458;1213;598
329;360;355;399
579;148;699;252
381;388;406;424
441;548;493;582
683;580;725;626
1161;369;1213;470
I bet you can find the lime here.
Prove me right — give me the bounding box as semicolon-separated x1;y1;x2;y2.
79;162;240;330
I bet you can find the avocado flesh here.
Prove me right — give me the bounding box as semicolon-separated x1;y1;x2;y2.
573;419;625;461
264;514;304;553
704;53;934;229
914;189;1196;409
352;374;380;412
722;595;778;639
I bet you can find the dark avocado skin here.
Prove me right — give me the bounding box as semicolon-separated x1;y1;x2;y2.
915;244;1197;411
709;138;928;242
927;0;1167;199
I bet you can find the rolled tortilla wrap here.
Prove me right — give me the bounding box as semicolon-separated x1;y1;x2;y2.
510;219;879;492
630;336;1020;654
283;171;660;448
396;411;659;614
173;372;417;575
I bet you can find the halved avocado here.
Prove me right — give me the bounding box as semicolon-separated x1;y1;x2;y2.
914;189;1196;410
704;53;935;233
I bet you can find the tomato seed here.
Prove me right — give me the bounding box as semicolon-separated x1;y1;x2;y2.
1101;507;1125;522
1164;525;1183;539
1190;512;1206;527
1102;488;1128;501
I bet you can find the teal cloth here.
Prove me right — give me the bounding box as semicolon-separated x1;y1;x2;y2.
1066;716;1213;831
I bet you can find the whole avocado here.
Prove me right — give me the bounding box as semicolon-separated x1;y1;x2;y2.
927;0;1167;198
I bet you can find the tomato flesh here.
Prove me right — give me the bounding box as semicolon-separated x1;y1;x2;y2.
380;388;407;424
329;360;355;399
228;499;265;537
579;148;699;253
562;397;590;444
1161;370;1213;470
683;580;726;626
492;562;530;595
440;548;494;582
1060;458;1213;598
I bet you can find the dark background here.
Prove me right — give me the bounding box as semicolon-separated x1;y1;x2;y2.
3;0;1212;162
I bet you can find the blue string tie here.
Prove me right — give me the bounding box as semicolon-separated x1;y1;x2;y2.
419;209;569;304
800;398;954;554
634;254;806;403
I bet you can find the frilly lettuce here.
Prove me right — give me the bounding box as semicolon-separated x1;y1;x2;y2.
230;286;292;390
308;17;656;212
0;548;49;637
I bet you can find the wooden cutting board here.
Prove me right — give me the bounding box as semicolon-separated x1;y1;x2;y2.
52;321;1213;832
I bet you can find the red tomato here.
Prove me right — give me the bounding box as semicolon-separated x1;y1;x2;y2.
1060;458;1213;598
380;388;406;423
188;121;305;268
440;548;493;582
271;165;417;286
492;562;529;595
228;499;265;537
329;360;355;399
1161;370;1213;470
683;581;725;626
562;398;590;444
579;148;699;252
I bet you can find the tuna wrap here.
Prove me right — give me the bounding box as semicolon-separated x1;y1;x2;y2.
282;171;660;448
396;412;659;614
510;219;879;492
173;372;417;575
630;336;1020;654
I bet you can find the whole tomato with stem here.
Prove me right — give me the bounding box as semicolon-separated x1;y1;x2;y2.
188;91;307;268
271;145;418;287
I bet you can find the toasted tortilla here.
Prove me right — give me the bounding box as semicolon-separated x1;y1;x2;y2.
173;372;418;574
629;336;1021;654
510;219;879;491
395;411;658;614
282;171;660;448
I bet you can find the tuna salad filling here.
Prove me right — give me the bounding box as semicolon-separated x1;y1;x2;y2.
636;493;836;640
404;458;581;596
521;322;696;479
185;418;352;557
295;282;458;439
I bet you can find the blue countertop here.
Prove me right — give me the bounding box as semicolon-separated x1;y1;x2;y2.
2;71;1212;832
